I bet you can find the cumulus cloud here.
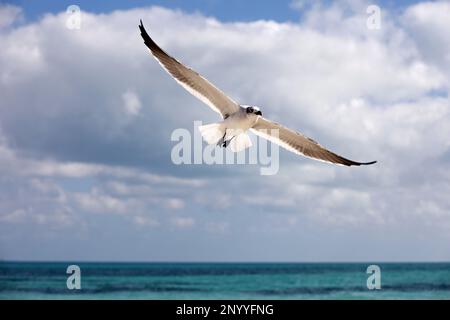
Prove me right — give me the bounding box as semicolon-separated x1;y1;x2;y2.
402;1;450;75
0;4;22;29
0;2;449;261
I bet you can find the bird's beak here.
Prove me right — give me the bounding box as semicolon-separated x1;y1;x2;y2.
255;111;262;116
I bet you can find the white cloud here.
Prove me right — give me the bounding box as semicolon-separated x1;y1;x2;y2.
165;198;185;209
132;215;160;227
0;208;28;223
74;191;132;214
0;4;22;29
402;1;450;75
170;216;195;228
122;89;142;115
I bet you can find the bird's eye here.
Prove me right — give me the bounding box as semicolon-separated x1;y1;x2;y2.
247;107;254;113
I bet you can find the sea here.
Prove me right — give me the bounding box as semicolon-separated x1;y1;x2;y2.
1;262;449;299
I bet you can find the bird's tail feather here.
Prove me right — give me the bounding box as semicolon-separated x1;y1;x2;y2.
230;133;252;152
198;123;225;145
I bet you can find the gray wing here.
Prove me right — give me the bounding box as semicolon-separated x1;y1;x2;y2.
139;20;239;119
251;117;377;166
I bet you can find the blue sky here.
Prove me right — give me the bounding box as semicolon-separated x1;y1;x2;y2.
11;0;425;22
1;0;450;262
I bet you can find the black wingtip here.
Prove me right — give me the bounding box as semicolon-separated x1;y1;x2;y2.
360;160;377;166
138;20;151;45
139;19;146;34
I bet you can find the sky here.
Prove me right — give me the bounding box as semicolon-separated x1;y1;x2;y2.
0;0;449;262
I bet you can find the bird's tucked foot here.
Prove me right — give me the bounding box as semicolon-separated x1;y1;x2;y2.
220;135;235;148
217;132;226;147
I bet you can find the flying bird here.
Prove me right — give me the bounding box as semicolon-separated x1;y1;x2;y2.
138;21;376;166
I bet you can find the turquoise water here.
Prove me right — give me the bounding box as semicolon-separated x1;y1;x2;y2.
1;262;449;299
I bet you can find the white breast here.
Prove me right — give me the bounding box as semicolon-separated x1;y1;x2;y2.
223;111;257;131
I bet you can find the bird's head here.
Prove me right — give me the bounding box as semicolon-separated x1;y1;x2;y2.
245;105;262;116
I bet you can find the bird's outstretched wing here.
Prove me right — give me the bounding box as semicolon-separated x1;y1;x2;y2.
139;20;239;119
251;117;377;166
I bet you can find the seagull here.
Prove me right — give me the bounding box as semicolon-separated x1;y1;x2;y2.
139;21;376;166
